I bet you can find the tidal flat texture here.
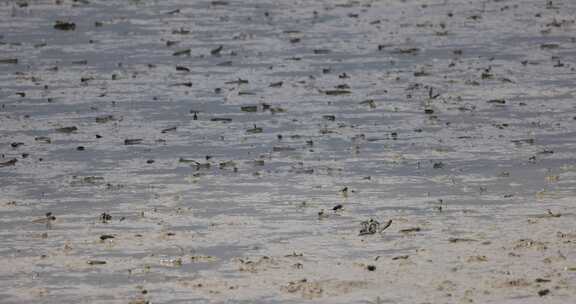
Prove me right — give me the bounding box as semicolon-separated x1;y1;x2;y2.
1;0;576;303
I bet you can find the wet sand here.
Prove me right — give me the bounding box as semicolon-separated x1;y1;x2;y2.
1;0;576;303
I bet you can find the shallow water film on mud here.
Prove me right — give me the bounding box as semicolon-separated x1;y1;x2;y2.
1;0;576;303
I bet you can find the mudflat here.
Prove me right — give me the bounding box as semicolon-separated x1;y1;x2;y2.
1;0;576;303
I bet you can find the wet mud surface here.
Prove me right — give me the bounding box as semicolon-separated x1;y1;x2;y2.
1;0;576;303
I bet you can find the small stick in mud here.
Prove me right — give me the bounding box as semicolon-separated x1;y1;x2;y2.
0;159;17;167
56;126;78;133
399;227;421;233
0;58;18;64
54;20;76;31
32;212;56;229
210;45;223;55
124;139;143;145
100;235;115;241
448;237;477;243
32;212;56;223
